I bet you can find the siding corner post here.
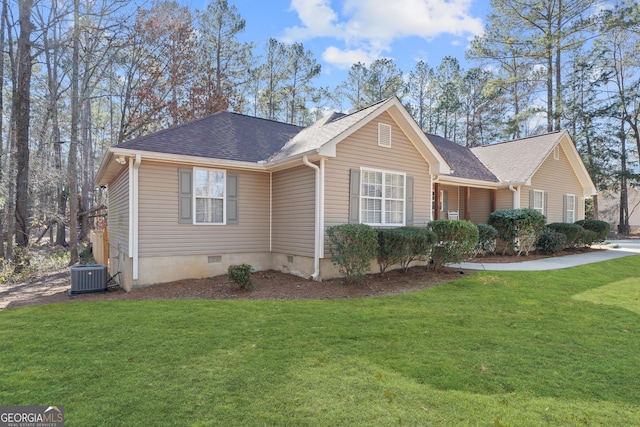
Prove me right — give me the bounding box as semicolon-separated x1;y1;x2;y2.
132;154;141;281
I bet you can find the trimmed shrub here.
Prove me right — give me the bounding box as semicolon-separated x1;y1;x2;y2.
488;208;546;256
547;222;585;249
427;220;479;270
397;227;436;271
575;219;611;242
576;229;599;248
377;227;436;273
228;264;254;290
535;230;567;254
476;224;497;256
326;224;378;283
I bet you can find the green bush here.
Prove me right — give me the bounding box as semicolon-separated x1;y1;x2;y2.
476;224;497;256
377;227;435;273
427;220;479;270
398;227;436;271
547;223;585;249
575;219;611;242
576;229;599;248
377;228;407;273
535;230;567;254
488;208;547;256
228;264;254;290
326;224;378;283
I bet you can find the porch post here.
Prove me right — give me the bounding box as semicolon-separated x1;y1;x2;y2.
434;182;440;220
464;187;471;220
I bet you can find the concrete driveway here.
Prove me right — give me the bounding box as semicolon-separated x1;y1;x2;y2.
454;240;640;271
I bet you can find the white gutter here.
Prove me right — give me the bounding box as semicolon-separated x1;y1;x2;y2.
303;155;321;280
269;172;272;252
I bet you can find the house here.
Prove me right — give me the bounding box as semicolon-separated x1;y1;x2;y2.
598;184;640;232
95;97;596;290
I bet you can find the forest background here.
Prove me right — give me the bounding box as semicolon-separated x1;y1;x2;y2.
1;0;639;271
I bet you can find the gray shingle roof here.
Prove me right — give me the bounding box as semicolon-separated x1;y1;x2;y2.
116;111;303;163
426;134;498;182
471;131;563;183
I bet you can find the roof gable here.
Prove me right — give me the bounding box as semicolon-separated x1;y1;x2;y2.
269;97;451;174
471;130;596;195
471;132;563;184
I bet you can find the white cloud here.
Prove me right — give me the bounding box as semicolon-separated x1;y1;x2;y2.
322;46;380;69
283;0;484;67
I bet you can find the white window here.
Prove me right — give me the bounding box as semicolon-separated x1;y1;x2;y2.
361;168;405;225
194;168;226;224
378;123;392;148
565;194;575;223
533;190;545;214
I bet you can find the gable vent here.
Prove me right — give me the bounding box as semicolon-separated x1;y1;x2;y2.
378;123;392;148
553;146;560;160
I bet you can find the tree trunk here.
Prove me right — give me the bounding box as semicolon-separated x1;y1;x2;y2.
14;0;33;257
80;97;91;241
0;0;6;259
69;0;80;264
619;117;630;235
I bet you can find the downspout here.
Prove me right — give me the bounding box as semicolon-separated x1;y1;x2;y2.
269;172;272;252
303;155;321;280
508;184;520;209
132;154;141;281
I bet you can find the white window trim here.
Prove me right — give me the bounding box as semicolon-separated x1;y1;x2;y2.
533;189;545;214
378;123;392;148
565;194;576;223
360;167;406;226
193;167;227;225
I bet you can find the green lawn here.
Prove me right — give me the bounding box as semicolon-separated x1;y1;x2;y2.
1;257;640;426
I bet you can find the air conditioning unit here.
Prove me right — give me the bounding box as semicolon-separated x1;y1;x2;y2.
69;264;108;295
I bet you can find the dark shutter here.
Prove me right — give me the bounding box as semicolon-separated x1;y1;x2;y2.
406;176;414;225
178;168;193;224
563;194;568;222
544;192;548;217
349;169;360;224
227;173;239;224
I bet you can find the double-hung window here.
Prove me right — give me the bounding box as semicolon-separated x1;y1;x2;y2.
360;168;405;226
565;194;575;223
194;168;226;224
532;189;545;214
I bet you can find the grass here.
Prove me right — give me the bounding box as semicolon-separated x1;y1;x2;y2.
1;257;640;426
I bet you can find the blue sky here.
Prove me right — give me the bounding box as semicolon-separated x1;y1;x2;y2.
179;0;492;89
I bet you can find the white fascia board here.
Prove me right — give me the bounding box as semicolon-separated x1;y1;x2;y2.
111;148;269;171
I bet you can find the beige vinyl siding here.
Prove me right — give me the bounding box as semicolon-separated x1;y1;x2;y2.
469;188;491;224
272;165;315;257
521;146;585;222
496;188;514;210
138;161;270;257
324;112;432;244
107;166;129;254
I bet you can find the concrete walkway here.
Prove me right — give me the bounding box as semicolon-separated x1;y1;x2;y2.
453;240;640;271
